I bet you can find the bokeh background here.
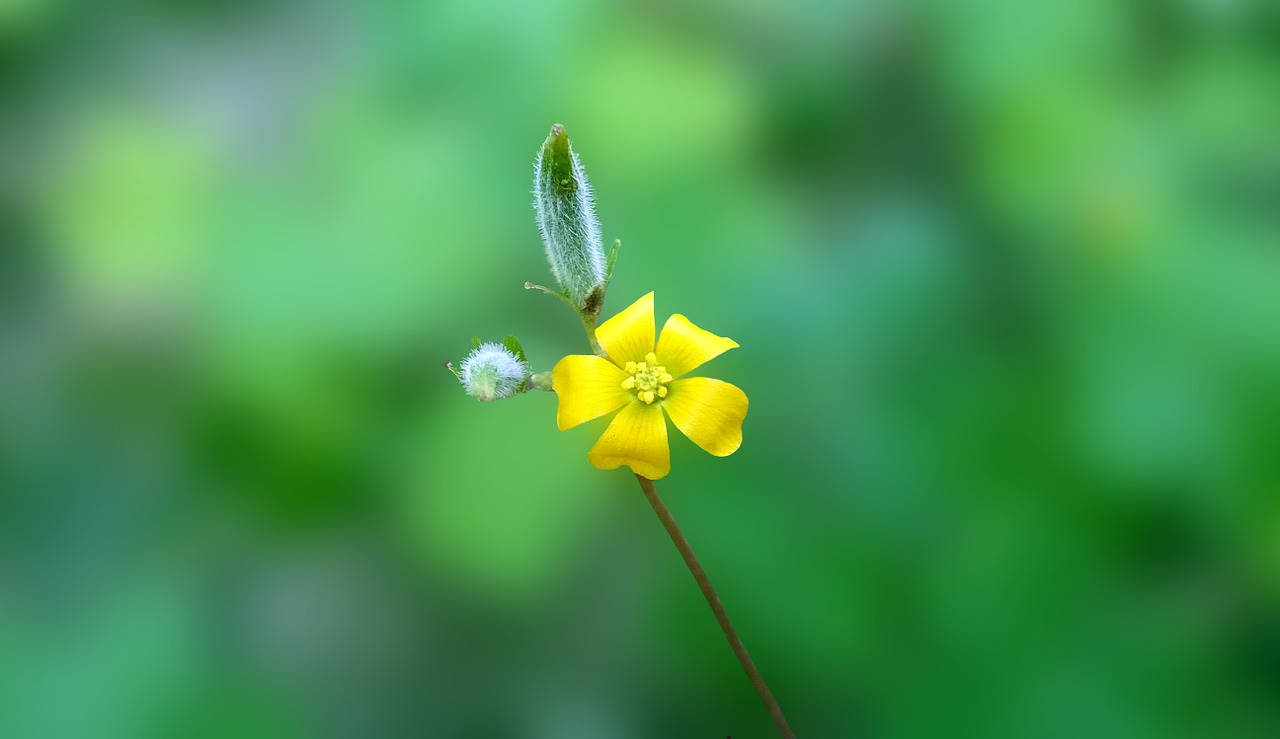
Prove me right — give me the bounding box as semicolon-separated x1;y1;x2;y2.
4;0;1279;737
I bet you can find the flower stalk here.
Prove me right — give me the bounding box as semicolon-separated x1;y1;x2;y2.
635;474;797;739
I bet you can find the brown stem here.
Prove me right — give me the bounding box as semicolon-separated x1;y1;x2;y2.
634;474;797;739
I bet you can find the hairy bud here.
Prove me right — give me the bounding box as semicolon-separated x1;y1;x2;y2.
459;342;530;402
534;124;606;308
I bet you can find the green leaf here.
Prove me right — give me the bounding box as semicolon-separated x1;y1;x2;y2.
502;334;527;364
471;336;482;349
604;238;621;285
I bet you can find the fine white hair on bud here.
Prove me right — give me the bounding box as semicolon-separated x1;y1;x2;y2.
534;123;606;309
459;343;530;402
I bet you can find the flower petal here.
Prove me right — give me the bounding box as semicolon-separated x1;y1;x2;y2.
655;314;739;378
596;291;654;367
588;400;671;480
552;354;629;430
663;377;748;457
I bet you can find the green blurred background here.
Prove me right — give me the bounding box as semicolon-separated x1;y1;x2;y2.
3;0;1279;737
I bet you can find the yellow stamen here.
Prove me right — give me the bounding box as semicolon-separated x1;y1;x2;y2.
622;353;674;405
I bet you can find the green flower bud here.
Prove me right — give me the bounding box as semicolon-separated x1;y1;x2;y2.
459;342;530;402
529;370;553;391
534;124;606;309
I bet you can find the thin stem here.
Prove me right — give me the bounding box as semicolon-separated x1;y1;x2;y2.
581;314;605;357
635;474;797;739
524;281;577;310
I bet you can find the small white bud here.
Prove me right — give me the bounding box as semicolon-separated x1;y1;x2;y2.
459;343;530;401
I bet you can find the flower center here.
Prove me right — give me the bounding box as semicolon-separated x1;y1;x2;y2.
620;352;673;405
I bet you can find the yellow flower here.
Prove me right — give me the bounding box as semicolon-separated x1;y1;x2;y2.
552;292;748;480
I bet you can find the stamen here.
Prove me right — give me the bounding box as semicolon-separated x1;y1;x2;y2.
622;353;674;405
